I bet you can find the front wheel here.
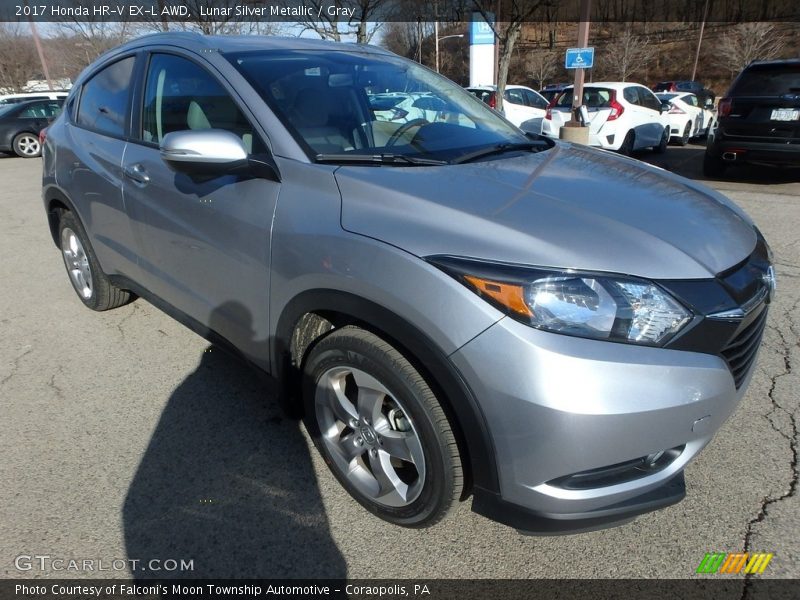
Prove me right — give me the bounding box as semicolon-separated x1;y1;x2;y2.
303;326;463;528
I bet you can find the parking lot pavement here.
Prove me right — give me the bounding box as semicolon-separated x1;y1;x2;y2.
1;150;797;580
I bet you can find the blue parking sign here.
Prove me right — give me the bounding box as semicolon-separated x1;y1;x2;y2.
565;48;594;69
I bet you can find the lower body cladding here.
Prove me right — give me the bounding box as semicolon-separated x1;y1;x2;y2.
450;316;748;534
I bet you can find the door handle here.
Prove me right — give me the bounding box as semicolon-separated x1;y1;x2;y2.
123;164;150;185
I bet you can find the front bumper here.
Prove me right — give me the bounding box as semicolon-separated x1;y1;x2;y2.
450;316;747;534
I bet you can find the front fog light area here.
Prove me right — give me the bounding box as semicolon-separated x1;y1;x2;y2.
528;276;691;345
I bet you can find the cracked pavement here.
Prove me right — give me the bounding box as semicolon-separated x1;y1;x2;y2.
1;150;798;580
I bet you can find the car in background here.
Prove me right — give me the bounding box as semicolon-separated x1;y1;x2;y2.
0;91;69;105
541;82;670;155
705;59;800;176
0;98;63;157
466;84;549;133
653;81;715;106
656;91;715;145
538;83;570;103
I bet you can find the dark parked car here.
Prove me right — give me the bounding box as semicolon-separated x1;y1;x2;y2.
0;99;63;157
704;59;800;176
653;81;714;106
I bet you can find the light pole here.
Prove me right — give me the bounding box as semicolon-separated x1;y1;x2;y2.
435;33;464;73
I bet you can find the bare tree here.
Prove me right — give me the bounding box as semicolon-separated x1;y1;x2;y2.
526;49;558;88
0;24;40;92
298;0;395;44
474;0;545;111
600;25;657;82
712;22;788;75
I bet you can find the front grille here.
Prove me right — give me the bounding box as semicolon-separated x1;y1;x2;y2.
721;305;769;389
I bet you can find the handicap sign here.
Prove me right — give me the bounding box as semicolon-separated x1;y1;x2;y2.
565;47;594;69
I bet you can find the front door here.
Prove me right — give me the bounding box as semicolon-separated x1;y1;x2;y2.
122;52;279;368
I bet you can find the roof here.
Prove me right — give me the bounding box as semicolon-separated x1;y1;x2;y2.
560;81;650;90
114;32;392;56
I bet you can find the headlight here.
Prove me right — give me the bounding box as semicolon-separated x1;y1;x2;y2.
432;257;692;346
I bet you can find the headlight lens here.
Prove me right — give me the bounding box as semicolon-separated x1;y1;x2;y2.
441;259;691;346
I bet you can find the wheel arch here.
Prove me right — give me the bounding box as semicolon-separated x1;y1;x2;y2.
43;186;80;248
274;288;501;497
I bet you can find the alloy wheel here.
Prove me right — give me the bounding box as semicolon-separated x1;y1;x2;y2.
61;227;93;299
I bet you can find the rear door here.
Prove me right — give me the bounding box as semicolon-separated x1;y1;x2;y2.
122;51;280;367
59;55;139;280
635;86;666;146
724;64;800;143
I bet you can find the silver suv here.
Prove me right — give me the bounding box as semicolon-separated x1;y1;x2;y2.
42;34;773;534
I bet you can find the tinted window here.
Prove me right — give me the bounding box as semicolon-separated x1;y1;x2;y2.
77;57;135;137
20;101;61;118
684;94;699;107
556;88;612;108
505;88;526;105
142;53;264;153
731;66;800;96
637;87;662;111
523;89;548;109
623;87;640;104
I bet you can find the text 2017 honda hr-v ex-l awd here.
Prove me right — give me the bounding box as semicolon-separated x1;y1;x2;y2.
42;34;774;533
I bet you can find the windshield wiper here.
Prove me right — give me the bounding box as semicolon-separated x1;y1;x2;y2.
315;153;447;166
451;141;548;165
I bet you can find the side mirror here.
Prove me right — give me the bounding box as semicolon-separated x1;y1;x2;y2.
160;129;249;176
660;102;672;113
704;98;714;109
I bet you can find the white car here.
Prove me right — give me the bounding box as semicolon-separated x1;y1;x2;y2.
541;82;670;155
0;91;69;105
655;92;716;145
466;85;549;133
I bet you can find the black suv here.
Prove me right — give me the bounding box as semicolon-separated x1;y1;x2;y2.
704;59;800;176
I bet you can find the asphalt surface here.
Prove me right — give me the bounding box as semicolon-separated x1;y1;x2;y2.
1;144;798;580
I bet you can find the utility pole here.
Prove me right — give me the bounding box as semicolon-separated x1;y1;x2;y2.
570;0;591;125
25;0;53;91
691;0;710;81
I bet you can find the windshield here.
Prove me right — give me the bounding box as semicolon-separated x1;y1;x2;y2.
227;50;531;163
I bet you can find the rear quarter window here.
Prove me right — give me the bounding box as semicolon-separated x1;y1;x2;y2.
76;56;135;137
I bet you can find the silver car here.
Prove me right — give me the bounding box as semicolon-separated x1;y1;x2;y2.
42;34;773;534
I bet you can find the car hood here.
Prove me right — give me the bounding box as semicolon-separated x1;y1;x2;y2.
336;142;756;279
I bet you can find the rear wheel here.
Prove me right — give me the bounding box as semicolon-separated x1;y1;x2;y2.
58;211;133;311
618;131;635;156
678;122;691;146
12;132;41;158
653;127;669;154
303;326;463;527
703;151;727;178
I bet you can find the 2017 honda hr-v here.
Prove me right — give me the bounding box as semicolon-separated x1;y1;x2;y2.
42;34;773;533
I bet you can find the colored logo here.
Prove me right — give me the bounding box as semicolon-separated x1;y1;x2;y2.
696;552;773;574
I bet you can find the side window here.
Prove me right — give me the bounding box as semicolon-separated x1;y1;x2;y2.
77;56;135;137
623;87;640;105
685;95;698;107
505;88;525;106
20;103;45;118
637;87;661;111
142;53;264;153
524;90;548;109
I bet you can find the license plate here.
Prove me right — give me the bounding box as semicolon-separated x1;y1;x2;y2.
770;108;800;121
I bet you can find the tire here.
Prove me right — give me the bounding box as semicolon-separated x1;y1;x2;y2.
57;210;133;311
653;127;669;154
618;130;635;156
12;132;41;158
302;326;463;528
703;151;727;178
678;122;691;146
